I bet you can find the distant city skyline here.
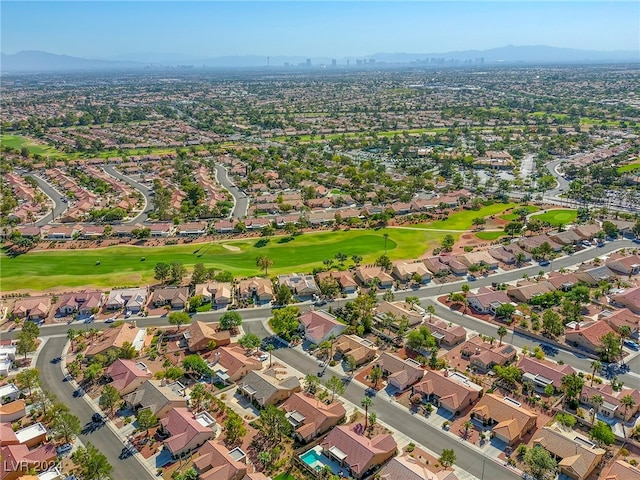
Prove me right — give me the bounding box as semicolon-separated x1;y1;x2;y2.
2;1;638;58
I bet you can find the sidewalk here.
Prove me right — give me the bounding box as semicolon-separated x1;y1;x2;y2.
60;339;159;478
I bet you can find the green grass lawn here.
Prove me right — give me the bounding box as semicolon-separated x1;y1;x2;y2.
1;134;66;158
415;203;518;231
475;230;506;240
499;205;541;221
1;228;450;291
618;159;640;174
273;474;297;480
529;209;578;226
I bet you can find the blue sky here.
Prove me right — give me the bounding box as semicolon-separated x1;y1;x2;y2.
2;2;638;58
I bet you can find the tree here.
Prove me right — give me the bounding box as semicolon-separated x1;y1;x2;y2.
71;443;113;480
189;383;206;413
504;221;524;237
16;368;40;396
561;373;584;404
22;320;40;337
494;365;522;390
335;252;348;265
463;420;473;439
224;411;246;445
67;328;79;351
591;394;604;423
598;331;622;363
369;365;383;389
170;261;186;284
269;306;300;341
555;412;576;428
16;329;37;360
326;375;345;402
619;325;632;360
118;341;137;359
167;311;191;331
590;360;601;386
542;310;564;338
601;221;619;238
83;363;103;385
136;408;158;436
256;255;274;276
426;305;435;320
51;411;81;443
461;283;470;294
154;262;170;283
361;396;373;431
524;445;557;480
304;374;321;394
351;255;363;266
406;326;436;352
182;354;211;378
238;333;261;353
495;303;516;321
191;262;208;285
497;326;508;346
441;235;455;252
258;404;292;444
99;385;121;416
346;355;358;376
375;254;392;271
276;284;293;306
219;311;243;331
164;366;184;381
590;420;615;446
439;449;456;468
621;394;636;426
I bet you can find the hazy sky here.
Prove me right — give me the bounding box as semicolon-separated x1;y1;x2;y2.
2;1;638;58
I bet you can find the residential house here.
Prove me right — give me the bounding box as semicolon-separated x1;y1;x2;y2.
12;297;51;321
0;384;20;403
237;277;274;304
85;324;147;357
193;440;250;480
280;392;346;443
606;253;640;276
316;271;358;294
532;426;605;480
57;290;103;316
565;321;616;354
504;243;531;261
611;286;640;314
456;251;498;270
414;370;483;415
601;309;639;338
392;262;432;283
184;321;231;352
377;301;424;327
460;337;517;373
518;235;562;253
549;229;583;246
507;281;555;303
546;272;580;291
277;273;319;300
105;287;148;312
147;223;173;237
160;408;216;459
319;425;397;479
299;310;347;345
377;352;424;391
105;359;153;395
574;223;602;241
470;393;538;445
208;345;263;385
1;422;47;448
466;288;511;315
151;287;189;309
380;454;461;480
177;222;208;236
237;366;301;407
438;256;468;276
0;346;16;377
424;317;467;346
574;265;616;286
517;356;576;392
422;257;450;276
580;383;640;421
194;282;232;308
0;444;57;480
123;380;187;418
0;400;25;423
602;460;640;480
354;266;394;289
488;246;516;265
334;335;377;366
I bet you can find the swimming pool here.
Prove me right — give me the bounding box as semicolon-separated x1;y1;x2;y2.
299;445;342;474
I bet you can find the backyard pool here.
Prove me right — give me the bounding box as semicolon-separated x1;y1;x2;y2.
299;445;344;475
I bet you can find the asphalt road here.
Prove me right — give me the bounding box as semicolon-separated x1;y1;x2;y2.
37;337;154;480
214;164;249;219
102;165;154;224
20;173;68;226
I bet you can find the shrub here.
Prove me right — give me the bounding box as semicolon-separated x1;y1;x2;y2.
406;443;415;452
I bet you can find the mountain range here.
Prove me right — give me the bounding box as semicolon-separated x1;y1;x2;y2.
2;45;638;72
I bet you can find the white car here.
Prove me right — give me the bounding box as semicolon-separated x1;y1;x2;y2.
105;317;116;323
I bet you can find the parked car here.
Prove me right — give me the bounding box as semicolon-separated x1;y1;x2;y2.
84;316;94;324
56;443;73;455
105;317;116;323
92;413;105;423
624;340;639;351
124;311;132;319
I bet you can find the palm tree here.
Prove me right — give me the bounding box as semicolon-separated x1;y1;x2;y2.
497;326;507;346
621;394;636;434
369;366;383;390
590;360;601;386
67;328;78;351
426;305;435;321
256;255;273;276
266;344;275;368
361;396;373;432
619;326;632;362
591;394;604;424
463;420;473;439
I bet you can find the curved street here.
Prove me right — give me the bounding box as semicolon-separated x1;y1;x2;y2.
214;163;249;219
102;164;154;224
37;337;154;480
19;172;68;226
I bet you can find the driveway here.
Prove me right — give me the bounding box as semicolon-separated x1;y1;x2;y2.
37;337;154;480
